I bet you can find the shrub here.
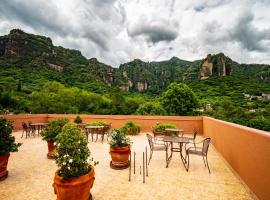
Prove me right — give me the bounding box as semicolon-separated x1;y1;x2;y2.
108;129;131;147
88;120;108;126
0;117;22;155
74;116;82;124
153;123;176;132
55;123;98;179
41;118;69;141
121;121;140;135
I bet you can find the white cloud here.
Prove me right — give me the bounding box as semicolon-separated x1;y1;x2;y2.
0;0;269;66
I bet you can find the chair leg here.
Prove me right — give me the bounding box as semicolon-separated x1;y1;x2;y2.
205;156;211;174
21;130;24;138
186;153;190;172
193;141;196;150
202;156;207;167
148;150;153;165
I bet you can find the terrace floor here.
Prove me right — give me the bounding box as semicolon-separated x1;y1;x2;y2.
0;131;253;200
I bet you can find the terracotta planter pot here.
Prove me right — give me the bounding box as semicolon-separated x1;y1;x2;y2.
47;140;55;159
109;146;130;169
53;165;95;200
0;153;10;181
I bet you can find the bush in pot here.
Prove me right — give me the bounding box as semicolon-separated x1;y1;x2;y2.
152;123;176;136
121;120;140;135
0;117;21;181
53;123;97;200
87;120;109;126
74;116;82;124
108;129;131;169
40;118;69;159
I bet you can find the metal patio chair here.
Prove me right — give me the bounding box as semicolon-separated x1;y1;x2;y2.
185;138;211;173
146;133;166;165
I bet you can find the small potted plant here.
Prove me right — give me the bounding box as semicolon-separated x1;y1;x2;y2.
152;123;176;136
40;118;69;159
108;129;131;169
87;120;109;126
74;116;83;124
53;123;97;200
0;117;21;181
121;120;140;135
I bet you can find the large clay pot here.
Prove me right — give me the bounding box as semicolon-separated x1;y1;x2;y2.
47;140;55;159
109;146;130;169
53;165;95;200
0;153;10;181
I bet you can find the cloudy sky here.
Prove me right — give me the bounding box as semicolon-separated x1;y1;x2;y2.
0;0;270;67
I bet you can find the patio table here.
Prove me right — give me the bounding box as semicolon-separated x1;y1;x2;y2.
165;128;183;137
163;136;189;169
85;126;105;142
29;123;48;136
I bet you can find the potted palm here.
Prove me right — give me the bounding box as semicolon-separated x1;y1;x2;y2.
53;123;97;200
0;117;21;181
108;129;131;169
40;118;69;159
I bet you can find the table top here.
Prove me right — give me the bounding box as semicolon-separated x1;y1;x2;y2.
30;123;48;126
165;128;183;132
163;136;189;143
85;125;104;129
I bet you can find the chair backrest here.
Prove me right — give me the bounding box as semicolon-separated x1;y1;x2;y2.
146;133;154;150
202;138;211;155
22;122;28;130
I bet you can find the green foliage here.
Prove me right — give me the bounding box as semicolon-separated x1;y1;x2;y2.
153;123;176;132
74;116;82;124
40;118;69;141
136;102;166;115
161;82;198;115
55;123;97;179
0;117;22;155
108;129;131;147
121;121;140;135
87;120;109;126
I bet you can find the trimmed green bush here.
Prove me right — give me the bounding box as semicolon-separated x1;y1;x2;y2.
0;117;22;155
108;129;131;147
55;123;98;179
121;121;140;135
153;123;176;132
40;118;69;141
74;116;82;124
87;120;108;126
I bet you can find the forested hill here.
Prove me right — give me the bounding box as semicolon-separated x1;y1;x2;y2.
1;29;270;94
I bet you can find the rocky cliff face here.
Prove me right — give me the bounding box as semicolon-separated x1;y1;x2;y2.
200;53;232;80
0;29;269;93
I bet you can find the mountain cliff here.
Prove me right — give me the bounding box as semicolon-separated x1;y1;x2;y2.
0;29;269;93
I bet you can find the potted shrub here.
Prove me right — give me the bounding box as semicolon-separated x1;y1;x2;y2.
53;123;97;200
40;118;69;159
108;129;131;169
121;120;140;135
87;120;108;126
152;123;176;136
0;117;21;181
74;116;83;124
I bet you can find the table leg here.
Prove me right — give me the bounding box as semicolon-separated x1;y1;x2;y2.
178;142;188;170
165;142;173;168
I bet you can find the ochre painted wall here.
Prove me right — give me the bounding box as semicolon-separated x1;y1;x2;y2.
0;114;48;130
203;117;270;200
47;114;203;134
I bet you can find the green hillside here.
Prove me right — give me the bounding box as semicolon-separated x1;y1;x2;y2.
0;29;270;131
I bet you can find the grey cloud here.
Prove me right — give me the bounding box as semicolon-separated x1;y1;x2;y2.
128;21;178;43
229;13;270;52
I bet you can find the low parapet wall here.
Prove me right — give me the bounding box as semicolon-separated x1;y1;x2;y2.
203;117;270;200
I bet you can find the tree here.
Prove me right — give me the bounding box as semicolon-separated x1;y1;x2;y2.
136;102;166;115
161;82;198;115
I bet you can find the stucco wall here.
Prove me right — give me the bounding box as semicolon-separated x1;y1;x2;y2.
203;117;270;200
47;114;203;134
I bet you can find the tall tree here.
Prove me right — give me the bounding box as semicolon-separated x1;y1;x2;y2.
161;82;198;115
